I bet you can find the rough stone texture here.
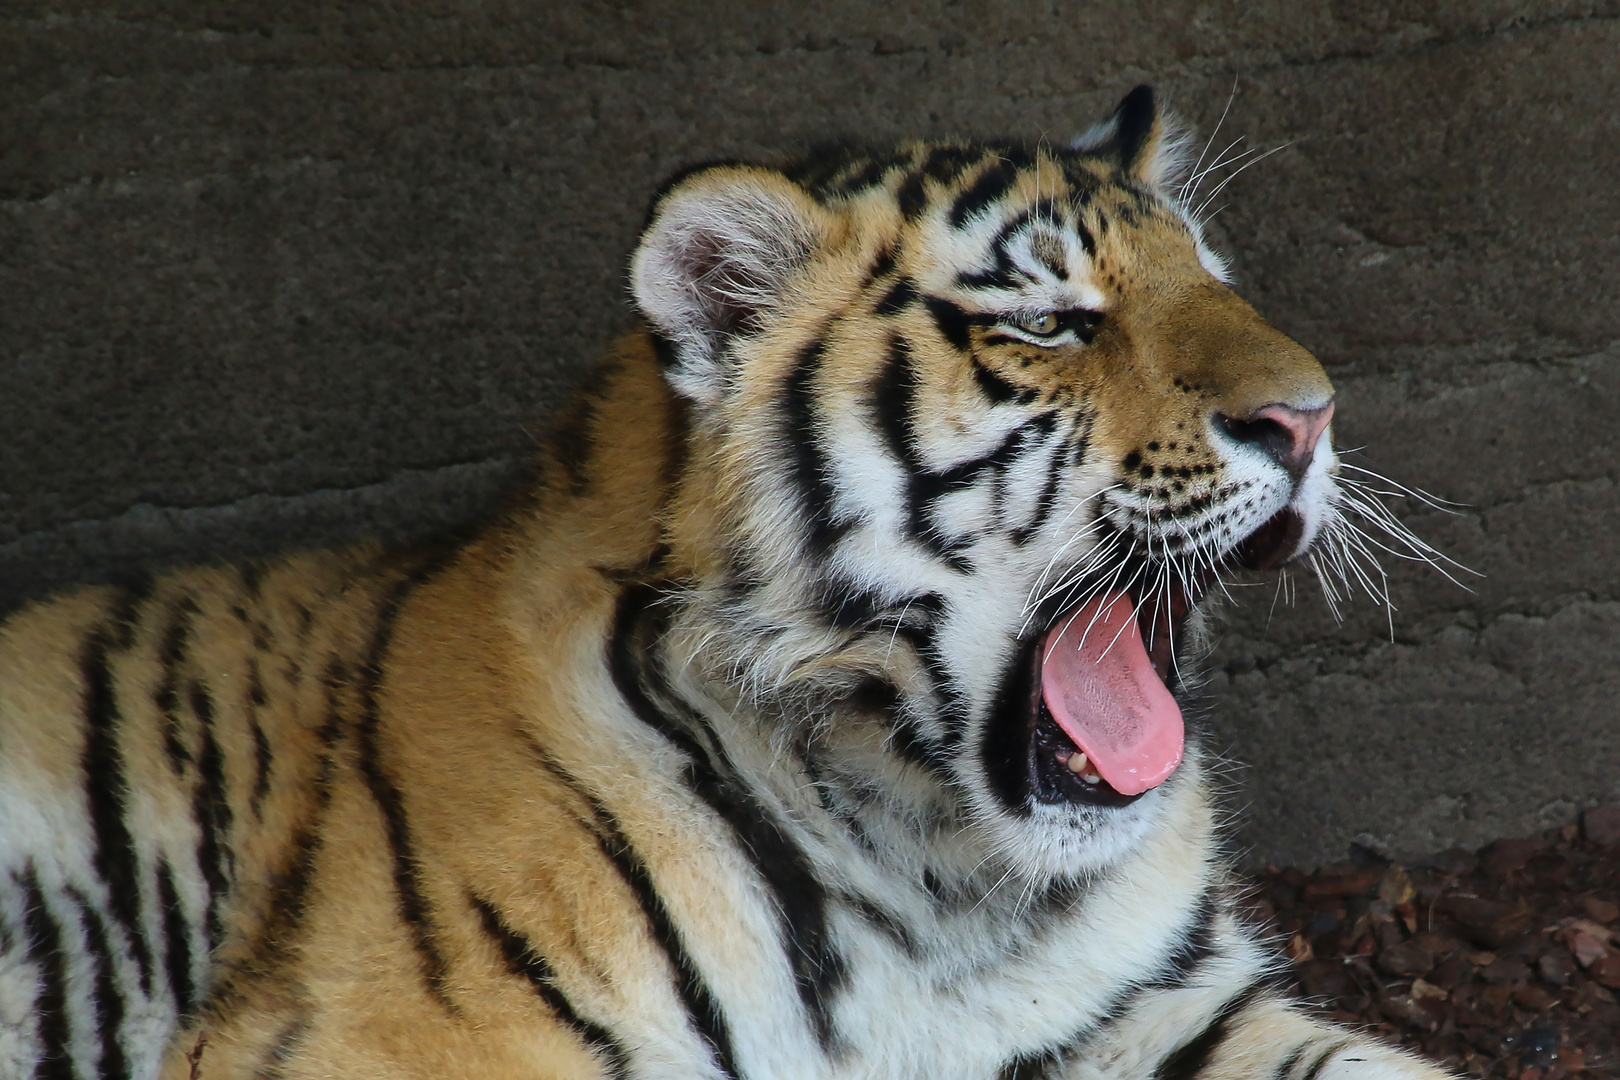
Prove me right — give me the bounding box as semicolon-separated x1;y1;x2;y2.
4;2;1618;865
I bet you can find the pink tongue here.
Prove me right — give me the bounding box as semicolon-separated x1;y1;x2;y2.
1039;592;1184;796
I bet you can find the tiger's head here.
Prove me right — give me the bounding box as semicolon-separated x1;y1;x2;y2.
630;88;1340;882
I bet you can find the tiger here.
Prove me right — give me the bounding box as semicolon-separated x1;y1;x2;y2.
0;86;1450;1080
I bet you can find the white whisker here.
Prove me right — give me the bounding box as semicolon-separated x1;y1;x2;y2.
1193;142;1291;221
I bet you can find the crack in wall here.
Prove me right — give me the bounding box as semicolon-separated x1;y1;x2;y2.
1249;7;1620;75
9;7;1618;97
0;455;521;550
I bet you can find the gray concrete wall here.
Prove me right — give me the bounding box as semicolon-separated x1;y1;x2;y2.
4;1;1618;866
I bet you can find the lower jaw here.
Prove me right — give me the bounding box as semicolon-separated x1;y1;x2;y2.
1028;700;1144;808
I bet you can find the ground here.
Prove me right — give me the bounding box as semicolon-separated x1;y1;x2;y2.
1254;804;1620;1078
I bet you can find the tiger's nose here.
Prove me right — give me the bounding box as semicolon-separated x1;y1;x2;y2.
1217;401;1335;479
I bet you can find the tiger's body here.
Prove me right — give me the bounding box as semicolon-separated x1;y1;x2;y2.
0;89;1449;1080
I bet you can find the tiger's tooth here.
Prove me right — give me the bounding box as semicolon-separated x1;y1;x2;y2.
1066;751;1089;774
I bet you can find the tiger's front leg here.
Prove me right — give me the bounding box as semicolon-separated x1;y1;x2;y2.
1066;989;1452;1080
1153;994;1449;1080
1057;913;1453;1080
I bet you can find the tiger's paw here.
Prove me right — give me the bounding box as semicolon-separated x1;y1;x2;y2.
1312;1040;1457;1080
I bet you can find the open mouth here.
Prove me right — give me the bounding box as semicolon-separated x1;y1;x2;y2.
1025;508;1306;808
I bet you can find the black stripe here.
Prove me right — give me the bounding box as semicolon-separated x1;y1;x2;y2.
971;356;1024;403
841;672;949;782
924;296;973;350
1074;217;1096;256
1299;1041;1349;1080
926;414;1053;494
549;385;600;496
895;168;930;221
998;1049;1059;1080
102;573;153;650
922;145;979;185
841;590;958;779
1008;432;1066;545
155;598;199;773
247;660;273;820
256;1016;310;1080
65;887;130;1080
468;893;630;1078
781;335;853;556
1270;1042;1312;1080
865;245;897;285
844;895;917;958
978;638;1040;814
988;143;1037;170
892;619;971;745
949;159;1019;228
872;333;924;473
1152;981;1266;1080
611;586;845;1048
590;824;741;1079
998;900;1221;1077
530;751;742;1079
911;416;1052;569
201;661;347;1022
920;298;1037;409
156;859;195;1019
21;869;74;1080
1058;157;1102;203
274;660;345;940
791;147;909;199
837;156;896;194
649;329;681;371
1036;899;1227;1071
353;567;458;1012
1147;897;1218;989
823;581;889;631
1096;898;1225;1038
189;679;233;949
79;626;154;994
956;209;1036;291
781;144;856;197
293;603;314;640
883;706;954;777
658;398;691;512
873;276;917;317
869;334;970;570
239;561;263;599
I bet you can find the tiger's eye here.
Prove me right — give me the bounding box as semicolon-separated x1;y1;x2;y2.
1023;312;1060;335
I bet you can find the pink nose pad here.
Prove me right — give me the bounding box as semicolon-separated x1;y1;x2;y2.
1219;401;1335;478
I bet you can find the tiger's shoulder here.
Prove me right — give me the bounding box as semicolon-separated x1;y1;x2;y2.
0;337;683;1078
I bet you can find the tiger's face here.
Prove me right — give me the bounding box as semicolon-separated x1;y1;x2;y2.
632;88;1339;881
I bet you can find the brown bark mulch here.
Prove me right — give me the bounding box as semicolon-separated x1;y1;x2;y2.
1246;803;1620;1080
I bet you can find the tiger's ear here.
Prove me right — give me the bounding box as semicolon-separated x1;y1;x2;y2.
1072;85;1185;188
631;165;829;404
